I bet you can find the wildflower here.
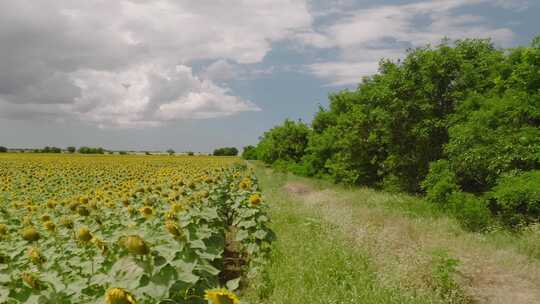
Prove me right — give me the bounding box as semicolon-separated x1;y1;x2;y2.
105;287;137;304
204;288;240;304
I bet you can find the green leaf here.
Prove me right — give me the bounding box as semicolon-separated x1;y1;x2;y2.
235;229;249;242
226;277;241;291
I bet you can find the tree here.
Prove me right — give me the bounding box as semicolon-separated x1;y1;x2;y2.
67;146;76;153
0;146;7;153
213;147;239;156
167;149;175;155
78;147;105;154
241;145;257;160
256;119;310;164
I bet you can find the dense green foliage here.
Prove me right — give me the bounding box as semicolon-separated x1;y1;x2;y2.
251;37;540;229
34;146;62;153
241;145;258;160
0;146;7;153
78;146;105;154
255;119;310;166
213;147;239;156
66;146;76;153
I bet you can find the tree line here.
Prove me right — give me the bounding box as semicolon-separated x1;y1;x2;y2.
244;37;540;231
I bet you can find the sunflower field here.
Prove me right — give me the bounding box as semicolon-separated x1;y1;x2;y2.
0;154;272;304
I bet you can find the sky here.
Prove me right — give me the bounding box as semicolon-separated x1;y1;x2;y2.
0;0;538;152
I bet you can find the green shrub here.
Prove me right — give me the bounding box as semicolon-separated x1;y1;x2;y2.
422;160;459;205
448;192;492;232
213;147;238;156
490;171;540;227
241;145;258;160
257;119;310;164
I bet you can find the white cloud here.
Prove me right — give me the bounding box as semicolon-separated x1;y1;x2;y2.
61;64;260;128
0;0;311;127
303;0;517;85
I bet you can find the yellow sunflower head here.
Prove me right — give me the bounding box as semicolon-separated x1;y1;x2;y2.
28;246;46;265
0;224;8;236
77;227;93;243
204;288;240;304
105;287;137;304
249;193;261;206
60;217;74;229
21;272;42;290
44;220;56;232
139;206;153;218
123;235;150;255
165;221;183;238
21;226;40;242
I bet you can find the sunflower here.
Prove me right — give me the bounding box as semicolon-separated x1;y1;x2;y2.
44;220;56;232
123;235;150;255
92;237;108;255
21;226;40;242
204;288;240;304
249;193;261;206
105;287;137;304
77;227;93;243
165;221;183;238
0;224;7;236
60;217;74;229
139;206;153;218
28;246;46;265
21;272;42;290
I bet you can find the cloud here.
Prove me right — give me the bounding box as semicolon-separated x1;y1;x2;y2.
62;64;259;128
0;0;311;127
303;0;516;86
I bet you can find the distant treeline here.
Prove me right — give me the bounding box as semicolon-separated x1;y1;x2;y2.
245;37;540;231
213;147;238;156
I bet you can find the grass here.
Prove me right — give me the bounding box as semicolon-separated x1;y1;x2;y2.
243;167;441;304
243;165;540;304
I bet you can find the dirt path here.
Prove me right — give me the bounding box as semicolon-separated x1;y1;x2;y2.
283;181;540;304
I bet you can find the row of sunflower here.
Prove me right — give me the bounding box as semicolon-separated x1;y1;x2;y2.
0;154;272;303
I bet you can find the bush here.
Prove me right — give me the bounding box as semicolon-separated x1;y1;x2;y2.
489;171;540;227
0;146;7;153
257;119;310;164
78;147;105;154
448;192;492;232
241;145;258;160
422;160;460;205
213;147;238;156
39;146;62;153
